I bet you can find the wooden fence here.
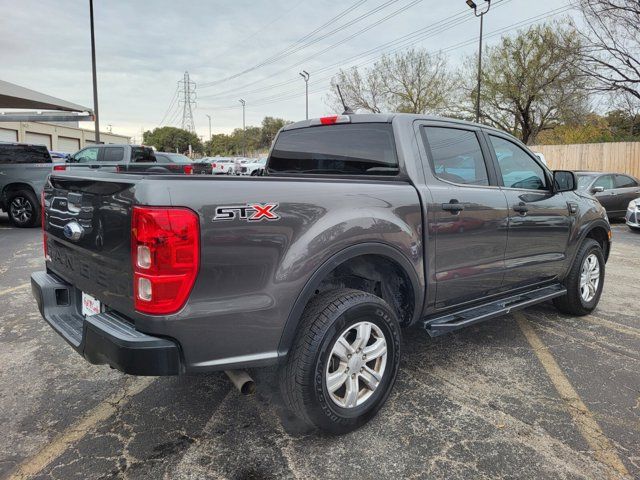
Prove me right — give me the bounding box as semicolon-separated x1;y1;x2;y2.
529;142;640;179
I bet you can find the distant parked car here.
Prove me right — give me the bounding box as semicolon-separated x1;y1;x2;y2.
154;152;212;175
205;158;235;175
576;171;640;219
0;142;55;227
239;157;267;175
625;198;640;231
49;151;71;162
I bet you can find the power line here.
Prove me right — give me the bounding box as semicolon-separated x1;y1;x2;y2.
199;0;424;88
201;3;573;112
199;0;481;102
157;87;180;126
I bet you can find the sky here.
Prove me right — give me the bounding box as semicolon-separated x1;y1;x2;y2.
1;0;574;142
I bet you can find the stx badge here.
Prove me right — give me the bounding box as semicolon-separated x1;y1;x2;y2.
213;203;280;222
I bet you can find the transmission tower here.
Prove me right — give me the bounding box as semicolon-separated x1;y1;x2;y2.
178;71;196;133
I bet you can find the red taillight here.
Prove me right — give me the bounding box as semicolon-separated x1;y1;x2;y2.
131;206;200;314
183;164;194;175
116;165;122;173
320;115;338;125
53;164;66;171
41;191;48;259
212;163;217;168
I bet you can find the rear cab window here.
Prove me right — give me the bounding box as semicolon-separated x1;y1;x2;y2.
0;144;52;164
422;126;489;186
267;123;398;176
102;146;125;162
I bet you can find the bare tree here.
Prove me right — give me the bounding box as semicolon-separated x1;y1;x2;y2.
575;0;640;101
464;22;590;144
326;49;455;114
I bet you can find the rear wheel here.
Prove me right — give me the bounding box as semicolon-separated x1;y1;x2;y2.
8;189;40;228
553;239;604;316
280;288;401;434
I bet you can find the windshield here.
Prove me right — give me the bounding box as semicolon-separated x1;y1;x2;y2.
268;123;398;175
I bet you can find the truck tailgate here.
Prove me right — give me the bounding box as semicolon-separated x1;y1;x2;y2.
44;174;138;314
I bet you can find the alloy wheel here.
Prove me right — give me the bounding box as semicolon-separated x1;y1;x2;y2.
580;253;600;302
325;321;388;409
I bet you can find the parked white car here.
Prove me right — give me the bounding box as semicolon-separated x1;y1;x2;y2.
239;157;267;176
205;157;235;175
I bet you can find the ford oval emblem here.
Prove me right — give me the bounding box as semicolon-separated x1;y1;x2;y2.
63;221;84;241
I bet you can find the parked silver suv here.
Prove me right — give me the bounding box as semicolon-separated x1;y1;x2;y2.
0;142;54;227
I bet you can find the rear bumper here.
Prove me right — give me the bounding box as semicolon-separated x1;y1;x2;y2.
31;271;181;375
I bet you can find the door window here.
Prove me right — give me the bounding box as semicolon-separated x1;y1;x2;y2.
102;147;125;162
614;175;638;188
423;127;489;186
73;147;99;163
489;136;547;190
593;175;615;190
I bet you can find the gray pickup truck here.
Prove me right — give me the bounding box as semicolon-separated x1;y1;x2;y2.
32;114;611;433
0;142;58;227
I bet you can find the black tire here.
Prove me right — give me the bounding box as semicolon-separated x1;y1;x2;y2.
280;288;401;434
8;189;40;228
553;239;605;316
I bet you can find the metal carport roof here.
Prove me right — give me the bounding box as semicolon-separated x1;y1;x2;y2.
0;79;93;122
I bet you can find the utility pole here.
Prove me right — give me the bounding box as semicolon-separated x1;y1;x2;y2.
299;70;310;120
239;99;246;157
466;0;491;123
89;0;100;143
205;114;212;141
179;71;196;133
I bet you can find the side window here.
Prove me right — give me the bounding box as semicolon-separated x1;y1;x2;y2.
73;147;99;163
155;154;170;163
614;174;637;188
0;145;50;164
102;147;125;162
423;127;489;186
489;136;547;190
593;175;615;190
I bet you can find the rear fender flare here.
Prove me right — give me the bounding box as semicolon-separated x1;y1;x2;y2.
276;242;423;358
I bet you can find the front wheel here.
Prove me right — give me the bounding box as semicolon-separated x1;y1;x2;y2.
553;239;605;316
280;289;401;434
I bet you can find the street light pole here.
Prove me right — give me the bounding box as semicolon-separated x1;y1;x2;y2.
205;114;212;140
89;0;100;143
239;99;246;157
466;0;491;123
299;70;310;120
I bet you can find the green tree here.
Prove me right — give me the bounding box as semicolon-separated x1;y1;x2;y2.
143;127;203;154
260;117;290;148
466;22;589;144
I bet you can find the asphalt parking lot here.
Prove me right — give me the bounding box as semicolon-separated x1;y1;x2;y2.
0;212;638;480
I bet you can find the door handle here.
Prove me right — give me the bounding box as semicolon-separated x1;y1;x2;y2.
513;202;529;214
89;164;100;169
441;200;464;213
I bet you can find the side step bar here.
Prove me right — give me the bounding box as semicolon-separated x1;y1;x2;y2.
422;284;566;337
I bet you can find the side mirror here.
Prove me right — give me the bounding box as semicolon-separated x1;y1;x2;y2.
591;186;604;194
553;170;576;192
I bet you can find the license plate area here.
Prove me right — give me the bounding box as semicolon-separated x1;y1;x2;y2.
81;291;102;317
